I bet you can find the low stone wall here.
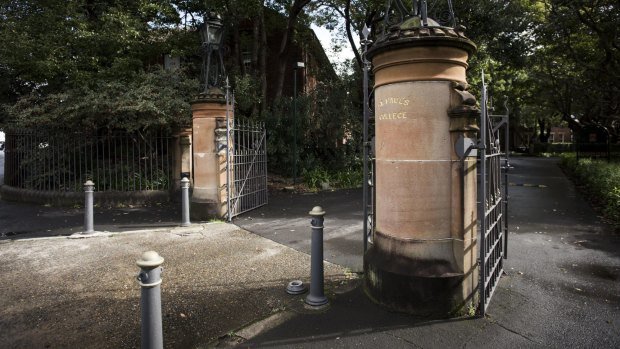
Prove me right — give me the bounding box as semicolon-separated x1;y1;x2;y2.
0;184;171;207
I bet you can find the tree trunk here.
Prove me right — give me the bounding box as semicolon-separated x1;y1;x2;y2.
259;8;268;117
344;0;362;70
538;118;551;143
249;7;268;118
233;20;243;75
273;0;312;100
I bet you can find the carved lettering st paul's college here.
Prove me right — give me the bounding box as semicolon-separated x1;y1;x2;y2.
377;96;411;121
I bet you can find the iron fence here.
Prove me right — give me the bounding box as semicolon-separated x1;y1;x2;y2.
4;128;173;192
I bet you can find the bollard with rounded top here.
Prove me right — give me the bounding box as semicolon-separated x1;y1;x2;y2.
305;206;329;307
180;177;191;227
137;251;165;349
83;180;95;234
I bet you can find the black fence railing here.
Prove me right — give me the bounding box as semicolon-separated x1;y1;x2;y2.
4;128;173;192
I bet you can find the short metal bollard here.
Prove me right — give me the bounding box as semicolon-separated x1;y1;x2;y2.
180;177;191;227
305;206;329;307
137;251;164;349
83;180;95;234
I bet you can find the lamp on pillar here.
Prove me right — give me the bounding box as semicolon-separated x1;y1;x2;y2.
382;0;456;30
364;0;479;318
190;11;232;221
199;11;226;99
293;61;305;185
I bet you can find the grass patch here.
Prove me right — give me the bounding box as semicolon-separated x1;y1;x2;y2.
302;167;363;190
560;153;620;232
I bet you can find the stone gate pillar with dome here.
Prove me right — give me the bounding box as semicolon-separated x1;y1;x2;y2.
364;0;480;317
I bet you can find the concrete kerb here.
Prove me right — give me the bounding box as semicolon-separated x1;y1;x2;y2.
66;222;223;239
207;310;297;348
4;222;228;243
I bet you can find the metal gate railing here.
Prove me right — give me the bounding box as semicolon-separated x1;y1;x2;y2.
226;118;268;221
362;25;376;252
478;74;509;316
3;128;172;192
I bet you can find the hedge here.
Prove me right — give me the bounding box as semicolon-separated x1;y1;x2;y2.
560;154;620;231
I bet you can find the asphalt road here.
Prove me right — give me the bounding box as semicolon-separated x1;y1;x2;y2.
239;157;620;348
234;188;364;272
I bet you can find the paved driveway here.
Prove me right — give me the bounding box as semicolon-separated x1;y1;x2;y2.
239;157;620;348
234;188;364;271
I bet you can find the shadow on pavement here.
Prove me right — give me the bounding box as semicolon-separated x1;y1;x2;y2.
0;200;181;240
241;282;479;348
234;188;364;271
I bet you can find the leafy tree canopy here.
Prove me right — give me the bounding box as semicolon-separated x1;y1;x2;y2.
2;0;619;143
0;0;198;130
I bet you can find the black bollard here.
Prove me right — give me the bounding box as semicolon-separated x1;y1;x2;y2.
180;177;190;227
137;251;164;349
305;206;329;307
83;180;95;234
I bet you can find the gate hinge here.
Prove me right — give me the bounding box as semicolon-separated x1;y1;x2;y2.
455;136;477;159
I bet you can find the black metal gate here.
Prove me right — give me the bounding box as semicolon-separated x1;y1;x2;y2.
361;25;376;251
226;118;268;221
478;76;509;316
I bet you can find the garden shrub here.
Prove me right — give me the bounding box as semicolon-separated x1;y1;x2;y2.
560;153;620;230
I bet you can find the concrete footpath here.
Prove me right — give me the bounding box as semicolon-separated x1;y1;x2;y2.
0;157;619;348
239;157;620;348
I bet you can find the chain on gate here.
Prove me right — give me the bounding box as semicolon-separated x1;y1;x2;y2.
478;73;509;316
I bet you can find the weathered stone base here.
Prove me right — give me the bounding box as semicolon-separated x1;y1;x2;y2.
190;200;220;221
364;241;477;318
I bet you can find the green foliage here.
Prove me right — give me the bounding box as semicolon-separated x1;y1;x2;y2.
0;1;200;130
331;167;363;188
7;69;198;131
263;97;296;172
0;1;192;90
525;1;619;137
92;168;170;192
302;166;362;190
263;75;361;178
233;73;262;116
560;154;620;230
303;167;331;189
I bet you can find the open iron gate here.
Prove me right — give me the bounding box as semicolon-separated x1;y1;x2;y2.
478;75;509;316
361;26;376;252
226;117;268;221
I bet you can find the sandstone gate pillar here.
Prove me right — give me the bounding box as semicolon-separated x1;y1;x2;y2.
190;89;232;220
364;17;480;317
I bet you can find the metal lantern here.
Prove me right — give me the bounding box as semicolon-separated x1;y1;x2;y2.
383;0;456;29
199;12;226;94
